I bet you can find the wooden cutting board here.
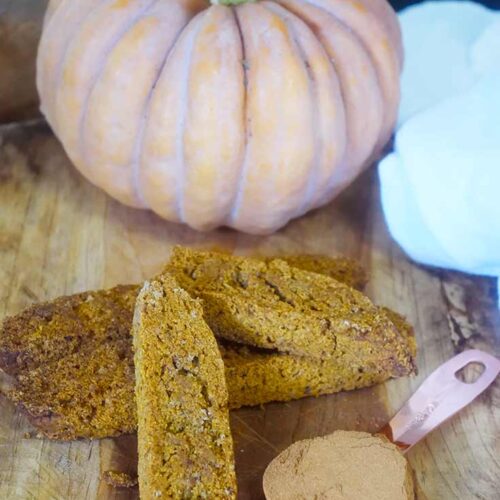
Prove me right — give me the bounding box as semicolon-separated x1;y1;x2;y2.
0;121;498;499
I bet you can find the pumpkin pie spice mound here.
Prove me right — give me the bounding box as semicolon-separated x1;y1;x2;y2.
263;430;414;500
133;274;236;499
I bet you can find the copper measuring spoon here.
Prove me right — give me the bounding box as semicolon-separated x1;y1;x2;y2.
380;349;500;452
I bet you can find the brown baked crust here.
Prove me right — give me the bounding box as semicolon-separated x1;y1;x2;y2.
7;340;136;440
379;307;417;370
206;247;368;290
222;342;401;409
133;274;236;499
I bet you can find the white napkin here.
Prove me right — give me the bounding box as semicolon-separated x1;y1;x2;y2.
397;1;498;124
379;1;500;301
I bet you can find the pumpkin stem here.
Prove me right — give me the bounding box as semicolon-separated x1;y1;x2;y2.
211;0;256;5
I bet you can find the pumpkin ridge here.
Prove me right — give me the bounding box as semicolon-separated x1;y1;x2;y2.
230;3;321;232
278;0;383;189
355;0;403;66
36;0;65;119
180;5;245;229
227;5;252;227
176;10;210;225
131;8;194;209
44;0;66;26
38;0;104;129
226;5;249;226
273;0;352;210
298;0;398;147
77;0;160;202
263;1;322;217
303;0;400;146
84;13;182;207
55;0;148;173
136;4;209;222
47;0;160;195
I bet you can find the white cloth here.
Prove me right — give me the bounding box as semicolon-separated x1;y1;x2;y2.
379;1;500;301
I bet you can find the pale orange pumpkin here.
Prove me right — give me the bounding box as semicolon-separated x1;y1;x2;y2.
37;0;402;234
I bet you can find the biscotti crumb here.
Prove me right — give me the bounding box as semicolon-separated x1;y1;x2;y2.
133;274;236;499
102;470;138;488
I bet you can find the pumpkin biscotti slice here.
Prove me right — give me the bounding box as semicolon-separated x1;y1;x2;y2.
166;247;415;372
133;274;236;499
221;340;415;409
0;285;139;440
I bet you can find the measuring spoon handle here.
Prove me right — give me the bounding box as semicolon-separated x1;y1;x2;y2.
381;349;500;453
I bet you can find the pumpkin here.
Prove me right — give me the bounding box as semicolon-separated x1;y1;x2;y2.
37;0;402;234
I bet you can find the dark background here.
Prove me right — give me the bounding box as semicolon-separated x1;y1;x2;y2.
390;0;500;10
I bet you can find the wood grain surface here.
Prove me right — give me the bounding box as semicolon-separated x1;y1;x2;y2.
0;121;498;499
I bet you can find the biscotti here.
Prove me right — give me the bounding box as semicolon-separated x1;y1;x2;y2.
0;285;416;440
0;251;363;376
133;274;236;499
166;247;415;372
0;285;139;440
221;341;409;409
